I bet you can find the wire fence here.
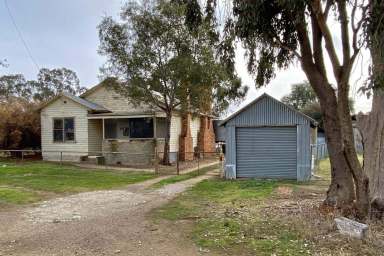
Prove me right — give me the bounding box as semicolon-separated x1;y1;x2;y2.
311;143;328;160
0;149;223;176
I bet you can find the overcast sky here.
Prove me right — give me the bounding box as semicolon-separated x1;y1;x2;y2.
0;0;372;115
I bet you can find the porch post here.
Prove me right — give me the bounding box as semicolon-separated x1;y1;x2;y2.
153;115;157;139
102;118;105;140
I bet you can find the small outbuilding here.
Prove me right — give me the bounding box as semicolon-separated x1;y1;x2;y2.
221;93;317;181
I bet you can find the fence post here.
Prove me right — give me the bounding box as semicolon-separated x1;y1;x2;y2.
60;151;63;165
197;151;200;175
21;151;24;161
154;149;159;175
176;153;180;175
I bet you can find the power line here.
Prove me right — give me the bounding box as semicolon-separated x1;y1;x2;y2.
4;0;40;72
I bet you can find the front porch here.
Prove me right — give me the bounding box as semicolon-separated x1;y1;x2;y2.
87;112;167;166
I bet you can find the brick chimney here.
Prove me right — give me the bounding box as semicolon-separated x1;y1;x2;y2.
197;116;215;155
179;113;194;161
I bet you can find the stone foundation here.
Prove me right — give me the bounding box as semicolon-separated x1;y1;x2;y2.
102;139;157;166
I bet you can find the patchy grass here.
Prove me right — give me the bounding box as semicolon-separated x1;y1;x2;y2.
152;178;309;255
0;160;155;206
152;158;382;255
0;186;39;205
151;163;220;189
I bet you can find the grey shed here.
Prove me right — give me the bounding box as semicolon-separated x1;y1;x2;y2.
220;93;317;181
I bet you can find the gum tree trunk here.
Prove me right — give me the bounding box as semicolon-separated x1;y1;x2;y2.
358;91;384;219
337;74;370;219
298;43;355;208
321;97;356;207
356;0;384;219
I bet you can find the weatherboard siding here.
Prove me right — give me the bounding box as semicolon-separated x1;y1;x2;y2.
83;85;152;113
169;115;182;153
40;96;89;161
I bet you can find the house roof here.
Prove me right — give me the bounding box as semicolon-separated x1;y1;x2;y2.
87;111;159;119
80;77;119;98
80;83;104;98
220;93;317;126
37;92;110;112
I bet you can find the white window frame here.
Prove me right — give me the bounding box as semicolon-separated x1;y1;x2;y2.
52;117;76;143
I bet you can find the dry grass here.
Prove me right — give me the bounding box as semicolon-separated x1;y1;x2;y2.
153;158;384;255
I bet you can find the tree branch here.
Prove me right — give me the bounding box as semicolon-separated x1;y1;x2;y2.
351;0;368;62
271;38;302;59
324;0;333;19
337;0;351;70
311;0;341;77
310;10;327;77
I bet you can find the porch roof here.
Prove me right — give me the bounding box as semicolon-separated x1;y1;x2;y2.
87;111;166;119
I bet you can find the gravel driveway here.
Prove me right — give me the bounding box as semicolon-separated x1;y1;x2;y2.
0;172;217;256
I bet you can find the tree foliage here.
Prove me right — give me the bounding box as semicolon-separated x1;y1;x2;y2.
0;68;84;102
281;81;317;111
0;98;40;149
99;0;246;115
33;68;86;102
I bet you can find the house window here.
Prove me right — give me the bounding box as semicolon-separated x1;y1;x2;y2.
53;118;75;142
104;118;154;139
129;118;153;138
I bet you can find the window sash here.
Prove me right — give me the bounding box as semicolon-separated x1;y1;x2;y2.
53;117;75;142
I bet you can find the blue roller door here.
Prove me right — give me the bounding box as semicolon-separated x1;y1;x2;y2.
236;127;297;179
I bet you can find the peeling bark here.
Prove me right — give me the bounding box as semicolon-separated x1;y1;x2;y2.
357;0;384;219
319;91;356;208
358;91;384;219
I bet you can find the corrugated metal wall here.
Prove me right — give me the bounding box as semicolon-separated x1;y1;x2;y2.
224;95;312;181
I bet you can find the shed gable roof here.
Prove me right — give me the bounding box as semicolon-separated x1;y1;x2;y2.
220;93;317;126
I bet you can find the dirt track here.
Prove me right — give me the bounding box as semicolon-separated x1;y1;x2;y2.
0;173;217;256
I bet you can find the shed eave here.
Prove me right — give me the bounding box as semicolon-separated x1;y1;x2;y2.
220;93;317;126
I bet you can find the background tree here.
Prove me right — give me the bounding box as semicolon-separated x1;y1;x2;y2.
98;0;246;164
282;81;355;129
0;68;84;102
187;0;371;217
0;97;40;149
281;81;317;110
0;74;33;100
32;68;86;101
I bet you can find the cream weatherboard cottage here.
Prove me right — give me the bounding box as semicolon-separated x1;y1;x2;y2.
38;80;216;165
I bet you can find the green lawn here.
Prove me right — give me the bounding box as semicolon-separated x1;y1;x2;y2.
150;163;220;189
0;160;155;205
